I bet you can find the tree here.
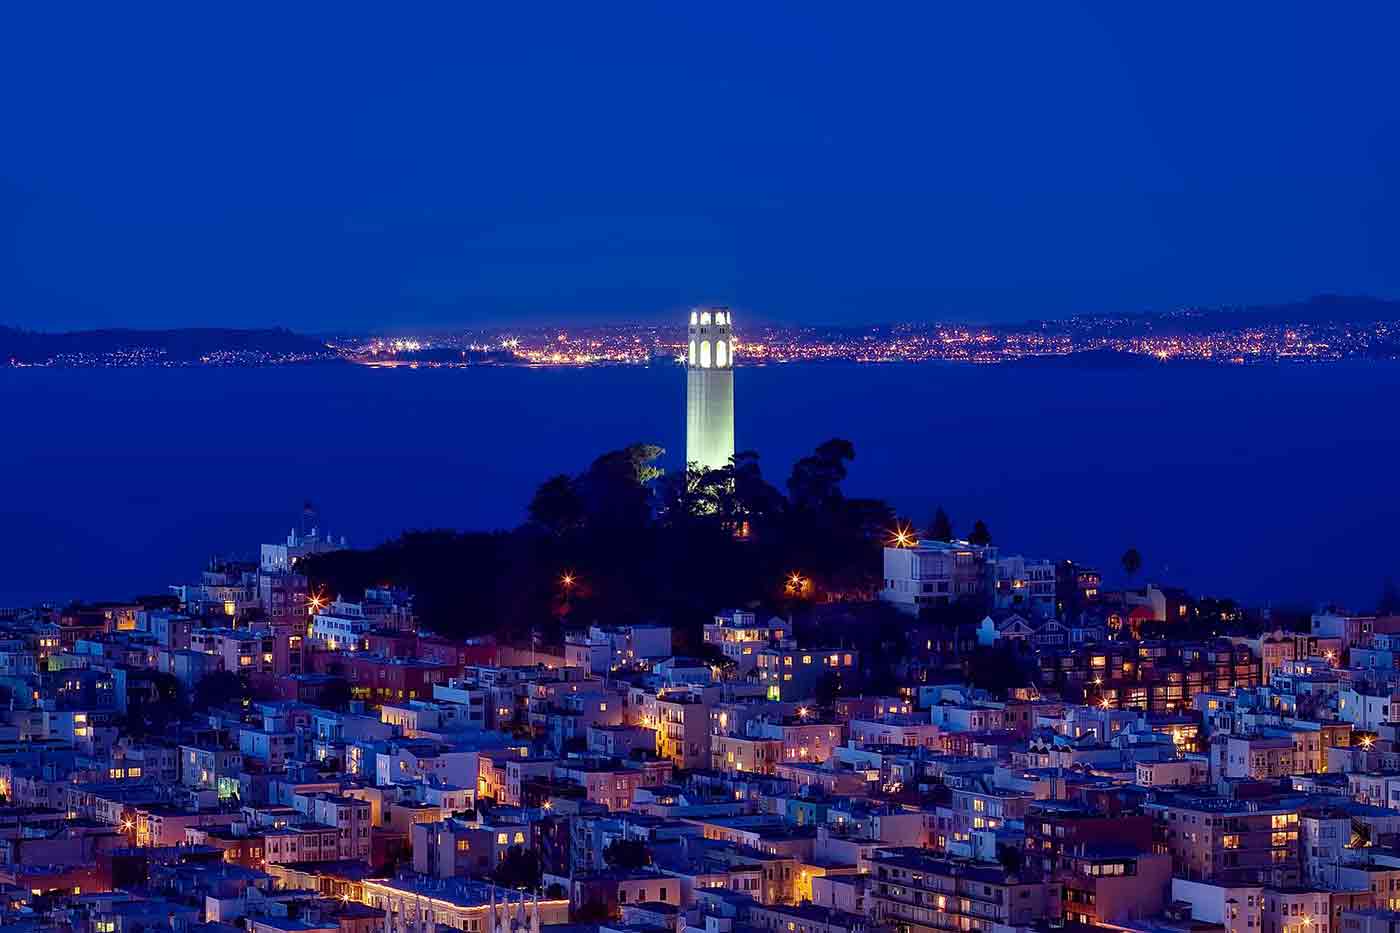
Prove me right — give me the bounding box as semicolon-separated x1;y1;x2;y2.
968;520;992;546
603;838;651;871
1121;548;1143;579
124;671;186;738
575;444;665;529
192;670;252;712
928;507;953;542
787;439;855;513
494;845;542;889
528;475;584;534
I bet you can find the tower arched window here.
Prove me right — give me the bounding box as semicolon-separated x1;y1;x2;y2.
716;340;728;368
700;311;712;326
700;340;712;368
690;311;698;326
688;340;696;366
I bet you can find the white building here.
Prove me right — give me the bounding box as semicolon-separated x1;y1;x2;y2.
260;525;347;574
685;307;735;472
309;599;375;651
881;539;997;615
1172;879;1264;933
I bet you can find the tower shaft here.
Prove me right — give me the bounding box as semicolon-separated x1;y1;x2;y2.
685;308;736;471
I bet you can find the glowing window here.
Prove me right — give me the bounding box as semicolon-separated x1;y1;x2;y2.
690;311;698;325
688;340;696;365
700;340;711;368
716;340;728;367
700;311;712;326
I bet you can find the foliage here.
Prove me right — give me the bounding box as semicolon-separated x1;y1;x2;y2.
964;642;1038;694
928;507;953;541
603;838;651;871
192;670;252;712
303;440;896;645
968;520;992;546
494;845;542;889
527;475;584;535
124;671;186;737
1121;547;1143;578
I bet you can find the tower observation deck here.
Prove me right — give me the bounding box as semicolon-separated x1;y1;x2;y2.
685;307;735;472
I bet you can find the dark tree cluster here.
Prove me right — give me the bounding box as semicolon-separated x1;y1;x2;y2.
302;440;898;647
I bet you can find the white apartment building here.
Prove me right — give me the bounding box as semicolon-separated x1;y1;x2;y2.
880;539;996;614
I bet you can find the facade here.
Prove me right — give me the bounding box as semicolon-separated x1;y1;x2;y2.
685;307;735;472
1149;797;1301;888
881;540;996;614
867;851;1060;933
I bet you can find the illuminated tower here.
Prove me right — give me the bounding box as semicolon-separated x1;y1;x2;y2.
685;307;735;472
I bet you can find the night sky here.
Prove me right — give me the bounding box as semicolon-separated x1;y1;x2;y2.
5;3;1398;332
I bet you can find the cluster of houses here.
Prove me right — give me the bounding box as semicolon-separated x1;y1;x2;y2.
2;527;1400;933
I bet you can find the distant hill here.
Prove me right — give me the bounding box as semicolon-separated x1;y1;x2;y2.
1034;294;1400;336
0;326;330;363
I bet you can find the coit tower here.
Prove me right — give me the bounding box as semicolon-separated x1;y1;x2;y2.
685;307;735;472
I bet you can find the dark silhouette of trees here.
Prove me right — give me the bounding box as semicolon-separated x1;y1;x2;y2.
192;670;251;712
1121;547;1143;579
303;439;897;645
928;507;953;541
787;439;855;513
124;672;186;738
969;520;992;546
494;845;542;889
528;475;584;535
603;838;651;871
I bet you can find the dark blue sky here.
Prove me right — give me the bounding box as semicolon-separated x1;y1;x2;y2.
5;4;1398;331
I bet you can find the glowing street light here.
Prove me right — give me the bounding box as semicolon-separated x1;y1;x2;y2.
1099;698;1112;710
888;524;916;548
1361;735;1375;750
797;707;809;720
560;573;577;593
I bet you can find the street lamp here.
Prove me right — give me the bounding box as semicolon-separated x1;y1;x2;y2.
888;524;915;548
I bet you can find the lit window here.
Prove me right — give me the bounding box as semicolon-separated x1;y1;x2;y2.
700;340;712;368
